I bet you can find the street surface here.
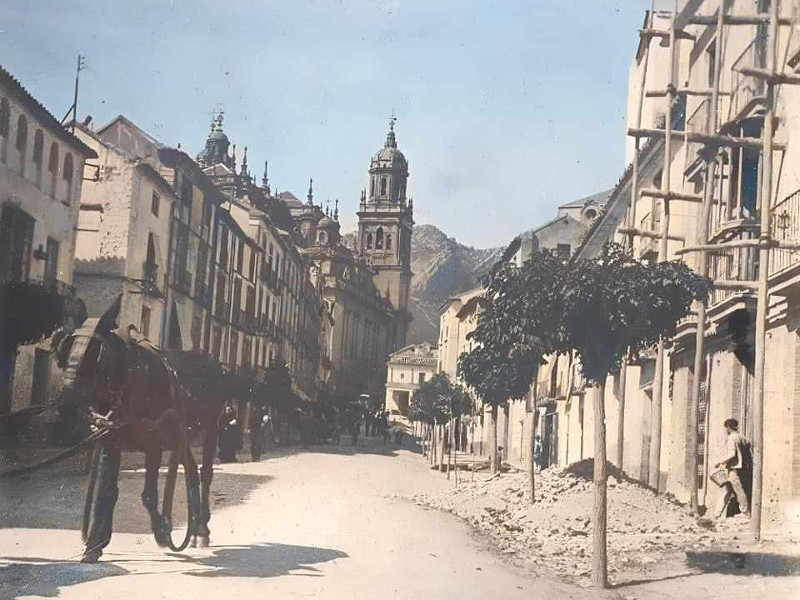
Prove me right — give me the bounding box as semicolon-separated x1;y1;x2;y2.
1;439;798;600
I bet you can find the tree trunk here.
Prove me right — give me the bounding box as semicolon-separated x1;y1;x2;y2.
616;364;627;470
592;380;608;589
528;412;536;504
438;424;446;472
488;405;498;474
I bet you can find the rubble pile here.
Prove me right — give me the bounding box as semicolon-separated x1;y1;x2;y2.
410;460;730;583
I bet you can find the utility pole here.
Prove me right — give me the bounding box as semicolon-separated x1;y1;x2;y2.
62;54;85;131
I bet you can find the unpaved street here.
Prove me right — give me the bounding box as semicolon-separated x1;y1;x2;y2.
1;441;798;600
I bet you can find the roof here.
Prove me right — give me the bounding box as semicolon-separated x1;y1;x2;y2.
572;139;664;260
278;191;303;207
0;65;97;159
558;188;612;210
438;286;483;315
96;115;164;150
388;342;439;366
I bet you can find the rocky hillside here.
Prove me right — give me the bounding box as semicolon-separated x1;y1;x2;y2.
408;225;502;345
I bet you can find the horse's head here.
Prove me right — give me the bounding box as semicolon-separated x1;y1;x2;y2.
54;295;125;412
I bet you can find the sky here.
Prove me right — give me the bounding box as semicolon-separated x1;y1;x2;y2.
1;0;648;249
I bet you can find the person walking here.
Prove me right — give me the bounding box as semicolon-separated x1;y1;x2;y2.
714;418;752;519
218;404;241;463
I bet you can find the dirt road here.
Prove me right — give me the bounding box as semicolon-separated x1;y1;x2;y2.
0;440;797;599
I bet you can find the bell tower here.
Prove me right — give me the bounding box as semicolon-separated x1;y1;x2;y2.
357;119;414;351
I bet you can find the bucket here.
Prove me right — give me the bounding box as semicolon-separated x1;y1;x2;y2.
710;469;728;487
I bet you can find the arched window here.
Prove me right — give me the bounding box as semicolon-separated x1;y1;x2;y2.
16;115;28;176
386;234;392;250
48;142;59;198
32;130;44;187
375;227;384;250
63;153;74;204
0;97;9;163
380;176;388;196
366;232;373;250
318;231;328;246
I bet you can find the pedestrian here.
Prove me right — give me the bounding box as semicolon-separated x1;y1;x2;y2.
714;418;752;519
533;435;543;472
250;407;265;462
218;403;241;463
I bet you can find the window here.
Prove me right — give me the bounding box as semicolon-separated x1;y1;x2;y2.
418;372;426;385
556;244;571;261
16;115;28;176
151;191;160;217
236;239;244;273
140;306;151;339
219;226;229;266
386;234;392;250
180;175;193;205
380;176;388;196
0;97;9;163
44;237;59;288
248;247;256;280
0;205;35;283
63;153;74;203
318;231;327;245
32;130;44;187
366;232;373;250
375;227;384;250
48;142;59;198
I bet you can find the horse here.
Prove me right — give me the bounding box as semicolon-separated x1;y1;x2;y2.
53;296;224;562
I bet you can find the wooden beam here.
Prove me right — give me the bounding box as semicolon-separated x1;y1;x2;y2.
688;14;792;26
738;67;800;86
676;238;769;255
628;128;785;151
617;227;685;242
713;280;759;291
640;188;703;202
645;88;730;98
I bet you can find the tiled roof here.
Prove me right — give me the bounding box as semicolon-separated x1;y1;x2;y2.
0;65;97;159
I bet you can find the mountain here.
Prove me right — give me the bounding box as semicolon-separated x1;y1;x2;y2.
407;224;503;345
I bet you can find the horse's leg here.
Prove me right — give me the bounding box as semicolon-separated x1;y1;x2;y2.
141;441;170;547
81;441;121;563
194;418;217;547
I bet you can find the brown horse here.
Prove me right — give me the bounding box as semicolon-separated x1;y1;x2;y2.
54;297;224;562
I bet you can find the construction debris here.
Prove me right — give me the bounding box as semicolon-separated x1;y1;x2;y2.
409;460;748;584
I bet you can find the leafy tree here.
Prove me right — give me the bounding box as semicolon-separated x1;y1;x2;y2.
0;282;66;418
409;373;471;425
458;243;710;587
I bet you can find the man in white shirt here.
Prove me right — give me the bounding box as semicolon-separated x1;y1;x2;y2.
715;418;751;518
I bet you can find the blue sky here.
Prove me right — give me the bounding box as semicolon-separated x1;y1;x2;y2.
1;0;647;248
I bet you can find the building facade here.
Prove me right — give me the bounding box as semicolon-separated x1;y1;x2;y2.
385;342;438;418
0;67;96;414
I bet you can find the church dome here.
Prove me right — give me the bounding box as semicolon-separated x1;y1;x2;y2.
197;114;232;167
318;215;336;229
370;123;408;172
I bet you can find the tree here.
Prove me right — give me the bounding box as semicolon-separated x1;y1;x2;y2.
458;243;710;587
0;281;66;418
410;373;472;469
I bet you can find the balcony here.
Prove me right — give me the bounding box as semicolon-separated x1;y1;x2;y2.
173;269;192;296
771;189;800;276
142;262;163;298
685;98;710;169
214;300;230;320
726;38;766;124
707;227;758;307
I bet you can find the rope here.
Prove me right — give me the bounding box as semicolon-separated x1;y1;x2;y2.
0;427;111;479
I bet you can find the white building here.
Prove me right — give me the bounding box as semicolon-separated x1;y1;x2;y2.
385;342;438;419
0;66;96;413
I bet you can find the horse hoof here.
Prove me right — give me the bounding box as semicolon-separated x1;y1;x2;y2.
196;535;210;548
80;549;102;563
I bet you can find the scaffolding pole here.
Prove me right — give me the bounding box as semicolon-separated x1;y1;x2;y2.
750;0;780;542
647;0;679;493
688;2;724;515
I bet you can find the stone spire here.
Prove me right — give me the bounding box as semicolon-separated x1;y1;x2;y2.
334;199;339;221
307;178;314;205
240;146;249;177
385;115;398;149
262;160;270;194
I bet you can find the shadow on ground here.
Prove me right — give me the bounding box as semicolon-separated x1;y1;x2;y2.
0;559;128;599
685;549;800;576
181;542;348;578
0;543;347;598
291;437;422;458
0;467;269;534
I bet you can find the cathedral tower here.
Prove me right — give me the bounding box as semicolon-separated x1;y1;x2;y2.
357;119;414;350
